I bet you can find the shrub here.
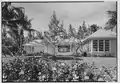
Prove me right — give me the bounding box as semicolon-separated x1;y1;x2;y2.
2;57;117;82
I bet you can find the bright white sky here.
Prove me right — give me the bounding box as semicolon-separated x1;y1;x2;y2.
12;2;116;34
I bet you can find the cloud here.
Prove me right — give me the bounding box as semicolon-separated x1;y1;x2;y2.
12;2;116;32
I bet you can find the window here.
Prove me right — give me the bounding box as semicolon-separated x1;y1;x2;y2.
99;40;104;51
105;40;110;51
93;40;98;51
58;45;70;52
93;40;110;52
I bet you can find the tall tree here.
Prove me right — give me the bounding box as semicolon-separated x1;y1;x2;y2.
105;11;117;31
2;2;34;56
81;21;87;32
47;11;68;41
84;27;91;37
44;11;65;56
68;24;77;38
90;24;99;33
77;26;84;39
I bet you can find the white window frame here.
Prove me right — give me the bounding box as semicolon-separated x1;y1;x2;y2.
58;44;71;53
98;40;104;52
92;40;111;52
105;40;111;52
93;40;98;52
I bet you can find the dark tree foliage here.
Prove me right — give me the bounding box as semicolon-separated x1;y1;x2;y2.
2;2;34;56
90;24;99;33
105;11;117;31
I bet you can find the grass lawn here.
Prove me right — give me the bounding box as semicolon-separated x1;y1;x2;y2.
2;56;117;68
61;57;117;68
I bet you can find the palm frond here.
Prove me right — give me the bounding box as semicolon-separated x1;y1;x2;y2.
105;11;117;30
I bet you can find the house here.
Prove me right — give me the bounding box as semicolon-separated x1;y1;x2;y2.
23;39;55;55
23;38;79;56
55;38;78;56
81;29;117;56
113;25;117;33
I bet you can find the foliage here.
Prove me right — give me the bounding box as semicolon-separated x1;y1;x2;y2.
47;11;66;40
105;11;117;31
35;31;43;39
2;57;117;82
81;21;87;33
68;24;77;38
77;26;84;39
90;24;100;33
2;2;35;56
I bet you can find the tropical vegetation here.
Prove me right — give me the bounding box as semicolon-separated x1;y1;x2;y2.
2;2;117;82
2;57;117;82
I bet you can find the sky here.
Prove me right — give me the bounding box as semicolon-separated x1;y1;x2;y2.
12;1;116;34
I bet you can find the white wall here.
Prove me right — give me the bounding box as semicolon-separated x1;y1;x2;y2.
47;44;55;55
111;39;117;56
90;38;117;56
34;45;44;53
55;44;74;55
82;40;91;53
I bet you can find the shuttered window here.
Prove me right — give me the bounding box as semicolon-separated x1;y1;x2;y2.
93;40;110;52
93;40;98;51
105;40;110;51
58;45;70;52
99;40;104;51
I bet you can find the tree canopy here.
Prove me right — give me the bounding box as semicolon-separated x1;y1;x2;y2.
2;2;35;56
105;10;117;31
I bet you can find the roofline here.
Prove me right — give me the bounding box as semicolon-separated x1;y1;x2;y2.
82;37;117;43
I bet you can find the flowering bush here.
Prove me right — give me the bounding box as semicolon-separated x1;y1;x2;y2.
2;57;117;82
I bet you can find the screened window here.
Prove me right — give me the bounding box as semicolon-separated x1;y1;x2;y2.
105;40;110;51
99;40;104;51
93;40;98;51
93;40;110;52
58;45;70;52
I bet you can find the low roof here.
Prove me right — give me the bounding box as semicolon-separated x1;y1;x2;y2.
33;39;42;43
23;43;34;46
57;38;79;45
82;29;116;42
23;39;44;46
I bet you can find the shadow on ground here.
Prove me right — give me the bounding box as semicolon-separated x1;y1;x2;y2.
49;56;83;60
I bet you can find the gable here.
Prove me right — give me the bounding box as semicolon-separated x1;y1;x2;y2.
82;29;116;43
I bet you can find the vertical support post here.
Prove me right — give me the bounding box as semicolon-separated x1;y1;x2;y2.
91;40;93;55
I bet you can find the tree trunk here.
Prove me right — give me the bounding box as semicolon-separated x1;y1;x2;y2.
19;28;24;56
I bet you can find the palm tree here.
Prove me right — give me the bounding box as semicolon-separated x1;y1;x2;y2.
105;10;117;31
2;2;35;56
27;28;36;41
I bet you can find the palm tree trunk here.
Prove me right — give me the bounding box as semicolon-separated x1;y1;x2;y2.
19;28;24;55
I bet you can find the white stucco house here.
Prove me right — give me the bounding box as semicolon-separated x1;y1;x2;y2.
23;38;79;56
55;38;78;56
81;29;117;56
23;29;117;57
23;39;55;55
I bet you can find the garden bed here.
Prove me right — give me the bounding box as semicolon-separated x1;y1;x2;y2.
2;56;117;82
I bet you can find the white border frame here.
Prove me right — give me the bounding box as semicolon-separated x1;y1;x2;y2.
0;1;119;83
